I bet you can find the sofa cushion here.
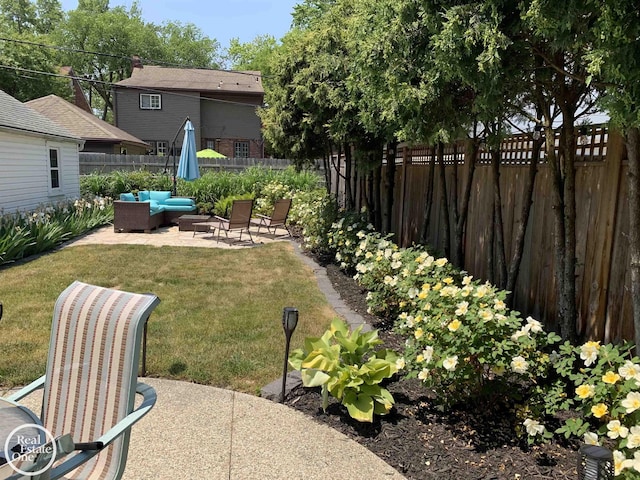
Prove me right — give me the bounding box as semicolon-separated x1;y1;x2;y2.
120;192;136;202
164;197;195;206
150;191;172;202
138;190;150;201
162;204;196;212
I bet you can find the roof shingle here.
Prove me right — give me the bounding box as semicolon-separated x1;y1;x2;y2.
0;89;79;140
27;95;148;148
115;66;264;95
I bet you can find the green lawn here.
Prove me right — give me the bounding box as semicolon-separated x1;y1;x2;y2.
0;242;335;394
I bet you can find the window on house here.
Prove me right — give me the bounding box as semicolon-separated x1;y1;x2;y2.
156;141;168;156
234;141;249;158
206;139;215;150
139;94;161;110
49;148;60;190
145;141;156;154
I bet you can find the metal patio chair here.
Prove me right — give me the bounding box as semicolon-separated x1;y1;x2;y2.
212;199;254;243
7;281;160;479
252;198;292;236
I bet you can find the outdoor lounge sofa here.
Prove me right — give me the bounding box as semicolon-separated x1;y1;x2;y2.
114;190;197;233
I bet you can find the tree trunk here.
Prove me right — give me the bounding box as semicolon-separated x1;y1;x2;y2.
420;145;437;245
451;144;461;266
545;124;568;338
561;120;578;343
627;127;640;349
374;161;383;230
344;144;354;209
491;148;507;288
454;140;478;268
506;137;542;302
437;142;451;259
323;154;331;193
384;142;398;234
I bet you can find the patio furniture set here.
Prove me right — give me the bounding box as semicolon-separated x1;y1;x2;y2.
113;190;197;233
191;198;292;244
113;191;292;243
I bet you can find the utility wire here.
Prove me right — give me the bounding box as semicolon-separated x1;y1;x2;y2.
0;64;265;108
0;36;268;78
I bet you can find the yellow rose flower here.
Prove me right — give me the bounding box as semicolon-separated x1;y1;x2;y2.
576;384;596;399
418;291;428;300
443;277;454;285
448;319;462;332
602;371;621;384
414;328;424;339
591;403;608;418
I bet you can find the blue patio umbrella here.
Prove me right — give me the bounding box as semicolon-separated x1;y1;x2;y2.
176;120;200;183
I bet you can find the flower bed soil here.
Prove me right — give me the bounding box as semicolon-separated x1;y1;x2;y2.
285;261;580;480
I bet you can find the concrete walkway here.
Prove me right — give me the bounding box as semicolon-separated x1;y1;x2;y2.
41;224;407;479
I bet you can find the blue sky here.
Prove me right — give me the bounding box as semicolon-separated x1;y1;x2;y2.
59;0;300;48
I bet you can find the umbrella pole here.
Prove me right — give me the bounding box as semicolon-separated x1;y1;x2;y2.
170;116;189;196
172;140;177;196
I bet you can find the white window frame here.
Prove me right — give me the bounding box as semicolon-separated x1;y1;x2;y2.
234;141;249;158
156;141;168;156
139;93;161;110
206;139;215;150
48;146;62;194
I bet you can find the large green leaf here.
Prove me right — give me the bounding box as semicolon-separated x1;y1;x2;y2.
301;369;330;387
343;390;374;423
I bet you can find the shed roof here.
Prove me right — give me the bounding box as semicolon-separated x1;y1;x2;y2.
0;89;79;141
27;95;148;148
115;66;264;95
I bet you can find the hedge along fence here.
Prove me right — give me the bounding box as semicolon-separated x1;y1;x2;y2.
330;126;632;346
79;153;300;175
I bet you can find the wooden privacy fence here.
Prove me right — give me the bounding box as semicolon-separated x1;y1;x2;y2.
79;153;293;175
336;126;632;344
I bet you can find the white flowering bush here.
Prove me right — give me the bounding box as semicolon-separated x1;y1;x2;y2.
327;210;375;271
288;189;338;252
253;181;295;215
325;220;640;476
0;196;113;265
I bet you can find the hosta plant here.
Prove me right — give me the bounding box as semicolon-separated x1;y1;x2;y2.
289;318;400;423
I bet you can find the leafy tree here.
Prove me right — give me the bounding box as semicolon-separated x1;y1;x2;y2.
0;0;70;101
224;35;277;76
53;1;221;120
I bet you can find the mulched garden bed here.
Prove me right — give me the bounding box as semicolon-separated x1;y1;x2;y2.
285;259;580;480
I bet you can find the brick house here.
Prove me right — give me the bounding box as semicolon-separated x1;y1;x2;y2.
113;66;265;158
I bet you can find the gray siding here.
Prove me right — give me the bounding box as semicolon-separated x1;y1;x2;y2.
114;89;201;148
201;99;262;141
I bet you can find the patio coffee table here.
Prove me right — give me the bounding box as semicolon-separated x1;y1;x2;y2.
192;220;221;237
178;215;212;231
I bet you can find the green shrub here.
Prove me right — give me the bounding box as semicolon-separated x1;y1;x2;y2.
289;318;401;423
0;197;113;265
288;189;338;253
213;193;254;217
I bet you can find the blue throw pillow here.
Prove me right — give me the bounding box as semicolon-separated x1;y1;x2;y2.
120;192;136;202
138;190;150;202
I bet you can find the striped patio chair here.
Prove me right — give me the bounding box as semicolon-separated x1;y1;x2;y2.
7;281;160;479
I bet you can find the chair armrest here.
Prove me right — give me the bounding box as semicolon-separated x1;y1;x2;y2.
256;214;270;219
6;375;45;402
45;382;157;480
213;216;228;223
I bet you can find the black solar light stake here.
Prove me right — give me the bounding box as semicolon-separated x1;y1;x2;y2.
280;307;299;403
578;445;613;480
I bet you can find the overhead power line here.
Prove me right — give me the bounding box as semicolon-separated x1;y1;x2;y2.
0;36;267;78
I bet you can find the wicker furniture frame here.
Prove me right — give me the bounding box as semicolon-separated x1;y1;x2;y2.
113;201;195;233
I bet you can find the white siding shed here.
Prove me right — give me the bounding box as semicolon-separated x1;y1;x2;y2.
0;89;83;214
